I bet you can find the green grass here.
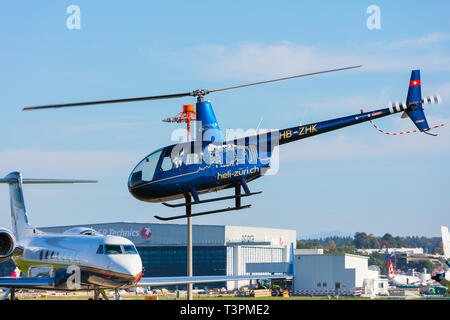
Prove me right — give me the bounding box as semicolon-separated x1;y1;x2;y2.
12;293;390;301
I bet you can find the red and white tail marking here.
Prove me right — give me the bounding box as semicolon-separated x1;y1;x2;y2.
388;259;394;277
9;267;20;278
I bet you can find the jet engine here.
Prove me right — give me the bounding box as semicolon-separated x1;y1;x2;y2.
0;228;16;262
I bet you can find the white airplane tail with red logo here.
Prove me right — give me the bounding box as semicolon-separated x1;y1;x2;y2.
388;259;395;278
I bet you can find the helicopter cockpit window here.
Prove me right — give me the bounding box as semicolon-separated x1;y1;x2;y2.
160;155;174;172
129;149;163;186
160;147;184;172
172;148;184;168
186;152;202;165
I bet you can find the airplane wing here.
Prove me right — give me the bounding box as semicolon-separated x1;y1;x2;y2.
0;277;55;289
135;274;292;287
0;277;56;300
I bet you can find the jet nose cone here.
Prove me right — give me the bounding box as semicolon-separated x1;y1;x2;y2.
110;255;143;277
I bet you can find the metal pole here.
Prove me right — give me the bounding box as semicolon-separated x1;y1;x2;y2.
186;194;193;300
186;120;193;301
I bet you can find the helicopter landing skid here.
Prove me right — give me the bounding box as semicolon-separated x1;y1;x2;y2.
154;183;261;221
154;204;252;221
161;191;262;208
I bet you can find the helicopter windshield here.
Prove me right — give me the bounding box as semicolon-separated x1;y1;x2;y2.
129;149;163;187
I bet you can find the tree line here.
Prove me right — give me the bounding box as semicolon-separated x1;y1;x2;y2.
297;232;443;255
296;232;444;274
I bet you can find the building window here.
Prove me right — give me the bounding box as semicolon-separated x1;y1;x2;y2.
322;282;327;287
335;282;341;289
317;282;321;287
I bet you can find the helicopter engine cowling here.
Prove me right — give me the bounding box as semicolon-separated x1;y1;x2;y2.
0;228;16;262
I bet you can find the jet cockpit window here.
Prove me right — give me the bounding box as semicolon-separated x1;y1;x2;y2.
96;244;104;254
105;245;122;255
123;244;138;254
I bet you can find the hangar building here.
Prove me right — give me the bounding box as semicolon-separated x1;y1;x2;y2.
292;250;389;296
36;222;296;290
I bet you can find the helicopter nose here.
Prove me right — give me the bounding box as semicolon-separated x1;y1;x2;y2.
128;171;139;188
128;183;150;202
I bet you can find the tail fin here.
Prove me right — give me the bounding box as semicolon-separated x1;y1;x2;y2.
0;171;97;241
388;259;395;277
441;226;450;271
405;70;433;134
1;172;33;241
287;242;295;277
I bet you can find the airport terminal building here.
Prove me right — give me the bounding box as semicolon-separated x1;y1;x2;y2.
27;222;296;289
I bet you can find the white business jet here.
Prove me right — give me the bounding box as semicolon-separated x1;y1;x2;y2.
0;172;292;300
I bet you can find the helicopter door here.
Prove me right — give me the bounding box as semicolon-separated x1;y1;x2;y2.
157;147;184;175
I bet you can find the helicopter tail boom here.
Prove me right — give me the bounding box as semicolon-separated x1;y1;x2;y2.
276;69;441;145
277;106;397;145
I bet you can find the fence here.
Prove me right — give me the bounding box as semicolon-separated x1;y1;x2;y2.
290;288;362;297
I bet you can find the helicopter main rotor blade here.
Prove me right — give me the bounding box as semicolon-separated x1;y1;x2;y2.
23;92;192;111
207;65;362;94
23;65;361;111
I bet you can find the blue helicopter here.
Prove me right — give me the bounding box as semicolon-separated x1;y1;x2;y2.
24;67;442;220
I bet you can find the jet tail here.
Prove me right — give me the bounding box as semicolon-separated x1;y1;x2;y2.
0;171;97;241
388;259;395;278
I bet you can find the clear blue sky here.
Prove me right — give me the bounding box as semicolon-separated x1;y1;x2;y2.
0;1;449;237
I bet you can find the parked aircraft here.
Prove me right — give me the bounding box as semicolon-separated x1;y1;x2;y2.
0;172;292;300
432;226;450;282
388;259;421;286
